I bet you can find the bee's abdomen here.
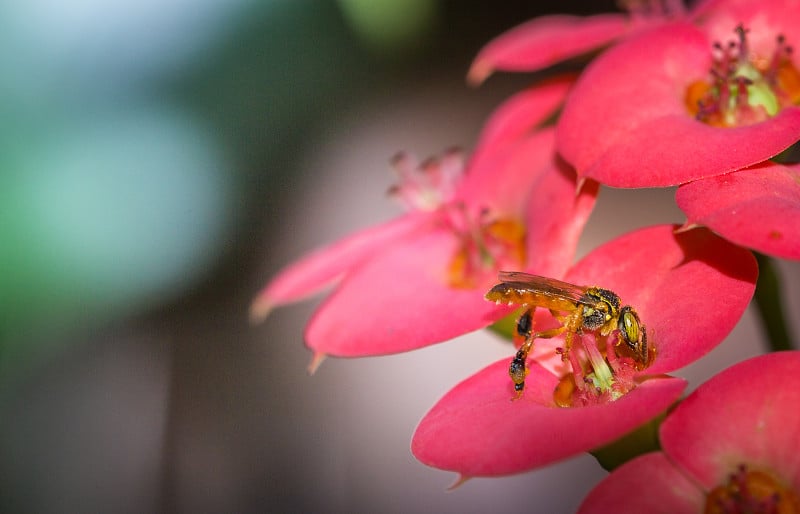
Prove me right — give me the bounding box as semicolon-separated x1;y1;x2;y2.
485;282;531;306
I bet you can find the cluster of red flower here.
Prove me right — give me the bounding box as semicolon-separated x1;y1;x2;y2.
253;1;800;509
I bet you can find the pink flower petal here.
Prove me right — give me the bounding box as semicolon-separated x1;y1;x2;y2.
521;161;599;279
676;163;800;259
557;23;800;187
412;359;686;476
458;79;574;210
700;0;800;54
410;225;753;476
304;227;502;356
462;127;598;230
250;212;430;320
468;14;629;84
660;351;800;492
565;224;757;375
577;452;705;514
467;77;573;166
492;130;598;279
306;155;596;356
461;128;559;217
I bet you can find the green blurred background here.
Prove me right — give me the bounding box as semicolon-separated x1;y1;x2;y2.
2;1;796;512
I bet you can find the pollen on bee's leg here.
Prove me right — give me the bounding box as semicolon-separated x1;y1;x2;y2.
508;349;529;400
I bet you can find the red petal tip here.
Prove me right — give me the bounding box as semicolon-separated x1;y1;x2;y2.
446;474;471;491
307;353;327;375
467;61;492;86
248;297;273;325
575;176;588;197
673;222;701;234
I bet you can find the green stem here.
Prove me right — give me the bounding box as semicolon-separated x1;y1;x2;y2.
591;412;665;471
753;253;794;352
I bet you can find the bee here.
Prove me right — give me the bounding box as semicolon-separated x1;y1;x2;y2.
485;271;650;396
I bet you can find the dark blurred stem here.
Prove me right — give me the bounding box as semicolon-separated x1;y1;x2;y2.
753;253;794;352
591;412;664;471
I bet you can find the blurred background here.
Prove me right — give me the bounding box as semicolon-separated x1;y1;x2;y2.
1;1;797;512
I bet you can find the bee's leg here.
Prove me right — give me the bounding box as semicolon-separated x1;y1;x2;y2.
509;348;529;400
509;309;534;399
557;311;584;361
509;310;568;400
514;308;533;346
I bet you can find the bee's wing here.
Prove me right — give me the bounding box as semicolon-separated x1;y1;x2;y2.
489;271;588;306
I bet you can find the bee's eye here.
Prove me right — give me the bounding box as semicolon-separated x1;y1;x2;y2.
622;312;639;344
619;308;640;348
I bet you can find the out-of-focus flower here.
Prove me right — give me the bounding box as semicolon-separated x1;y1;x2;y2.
412;225;757;477
557;0;800;187
676;161;800;260
578;351;800;514
468;0;691;84
251;78;599;364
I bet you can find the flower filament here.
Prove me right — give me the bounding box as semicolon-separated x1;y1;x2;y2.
388;149;526;289
444;205;526;289
553;331;640;407
388;149;464;212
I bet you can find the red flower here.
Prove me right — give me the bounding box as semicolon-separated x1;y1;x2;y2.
412;225;757;477
557;1;800;187
468;1;692;84
578;351;800;514
676;161;800;260
251;78;598;363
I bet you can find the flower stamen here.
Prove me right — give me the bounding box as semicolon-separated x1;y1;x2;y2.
387;149;526;289
445;205;526;288
553;332;640;407
686;25;800;127
705;464;800;514
388;149;464;212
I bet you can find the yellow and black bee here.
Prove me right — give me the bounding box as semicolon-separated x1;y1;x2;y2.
486;271;650;395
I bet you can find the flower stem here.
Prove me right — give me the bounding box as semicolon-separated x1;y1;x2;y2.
591;412;664;471
753;253;794;352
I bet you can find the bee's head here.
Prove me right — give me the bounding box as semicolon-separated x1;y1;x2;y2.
583;288;620;330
